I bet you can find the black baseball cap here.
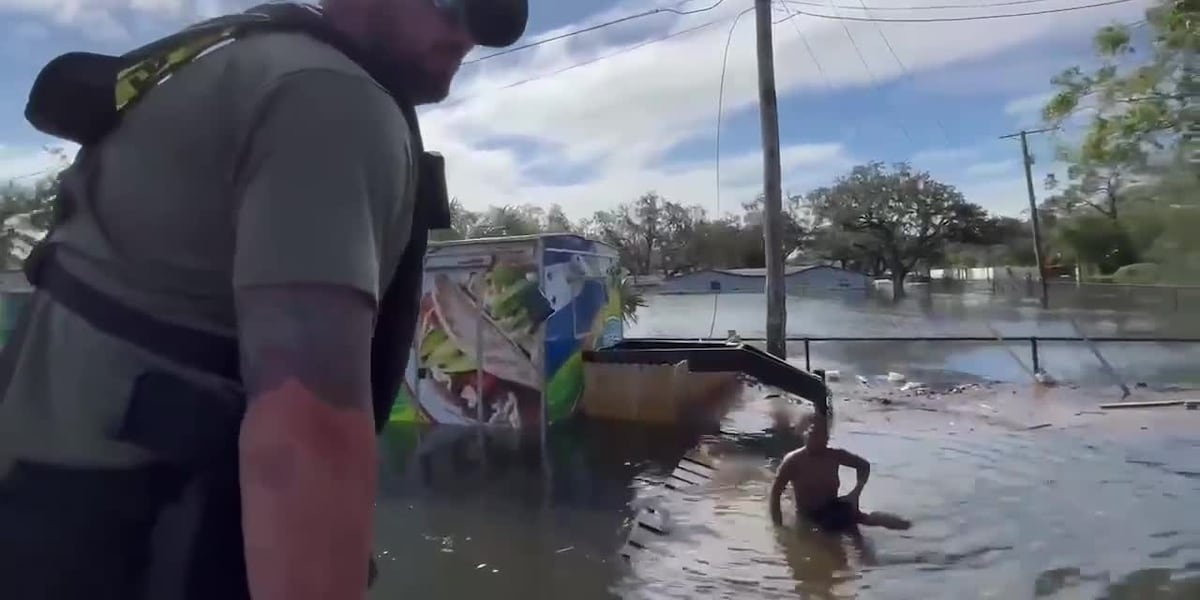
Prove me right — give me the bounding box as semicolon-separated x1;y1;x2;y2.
433;0;528;48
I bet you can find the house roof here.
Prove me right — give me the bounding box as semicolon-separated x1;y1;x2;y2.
664;265;867;279
716;266;814;277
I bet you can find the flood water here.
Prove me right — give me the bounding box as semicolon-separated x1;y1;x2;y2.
627;287;1200;387
369;288;1200;600
371;395;1200;599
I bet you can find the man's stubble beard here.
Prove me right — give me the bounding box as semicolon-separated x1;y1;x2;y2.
363;5;453;104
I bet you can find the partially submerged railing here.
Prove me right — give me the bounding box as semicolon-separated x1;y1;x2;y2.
661;335;1200;395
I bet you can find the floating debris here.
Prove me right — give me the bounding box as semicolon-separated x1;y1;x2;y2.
887;372;906;383
824;370;841;381
1035;371;1057;386
1100;400;1190;410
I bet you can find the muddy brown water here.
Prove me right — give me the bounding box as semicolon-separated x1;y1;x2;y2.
369;290;1199;599
370;383;1200;599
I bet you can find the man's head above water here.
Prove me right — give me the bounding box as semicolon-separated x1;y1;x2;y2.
320;0;526;103
798;410;833;450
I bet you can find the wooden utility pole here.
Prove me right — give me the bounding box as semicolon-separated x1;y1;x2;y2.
755;0;787;358
1000;127;1056;310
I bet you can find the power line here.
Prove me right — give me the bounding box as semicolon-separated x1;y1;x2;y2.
710;5;755;339
774;0;1137;23
715;6;755;217
783;0;1076;11
774;0;870;149
3;167;55;185
781;5;836;92
840;0;955;143
801;0;917;142
463;0;731;65
454;15;733;99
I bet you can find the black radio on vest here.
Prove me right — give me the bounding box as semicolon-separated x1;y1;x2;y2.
0;2;528;599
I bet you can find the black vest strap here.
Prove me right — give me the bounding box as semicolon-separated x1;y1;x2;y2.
24;244;241;382
9;3;447;430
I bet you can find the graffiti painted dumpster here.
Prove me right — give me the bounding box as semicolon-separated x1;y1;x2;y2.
388;234;626;431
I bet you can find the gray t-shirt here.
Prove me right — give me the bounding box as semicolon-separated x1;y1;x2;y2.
0;32;416;471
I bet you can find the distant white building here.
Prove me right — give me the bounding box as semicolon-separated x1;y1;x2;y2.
658;265;872;295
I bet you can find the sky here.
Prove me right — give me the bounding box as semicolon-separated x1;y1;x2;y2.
0;0;1156;221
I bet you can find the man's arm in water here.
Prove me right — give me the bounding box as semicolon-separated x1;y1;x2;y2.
835;449;871;504
769;450;798;525
231;70;414;600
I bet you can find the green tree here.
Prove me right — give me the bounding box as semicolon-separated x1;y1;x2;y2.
1044;0;1197;156
1056;214;1139;275
544;204;573;233
1041;0;1199;281
806;162;982;299
740;193;807;260
1;173;59;268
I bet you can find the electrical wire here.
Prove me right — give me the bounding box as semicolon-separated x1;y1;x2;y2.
842;0;955;144
454;0;1135;99
784;0;1080;11
708;5;756;340
463;0;731;65
3;167;55;184
480;18;729;95
804;0;917;143
783;10;836;93
460;0;1107;68
774;0;1136;23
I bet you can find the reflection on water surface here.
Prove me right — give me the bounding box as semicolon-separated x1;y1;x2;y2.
369;395;1200;599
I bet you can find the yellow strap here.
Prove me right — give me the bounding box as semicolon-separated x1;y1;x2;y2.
114;28;237;112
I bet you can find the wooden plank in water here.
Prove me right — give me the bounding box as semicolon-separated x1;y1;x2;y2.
1099;400;1187;410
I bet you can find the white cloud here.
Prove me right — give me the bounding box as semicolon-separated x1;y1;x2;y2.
0;0;1155;223
0;143;76;184
911;146;983;166
424;0;1151;219
964;159;1017;178
1003;90;1055;119
0;0;200;39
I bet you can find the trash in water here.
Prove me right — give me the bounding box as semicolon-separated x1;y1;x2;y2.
887;372;906;383
900;381;926;392
824;370;841;381
1035;371;1057;386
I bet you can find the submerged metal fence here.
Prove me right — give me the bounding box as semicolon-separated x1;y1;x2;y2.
671;335;1200;376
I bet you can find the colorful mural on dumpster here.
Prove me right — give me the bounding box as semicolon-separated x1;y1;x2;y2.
389;234;621;430
541;235;623;424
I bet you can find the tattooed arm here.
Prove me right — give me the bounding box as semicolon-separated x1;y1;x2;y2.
237;286;377;600
230;69;415;600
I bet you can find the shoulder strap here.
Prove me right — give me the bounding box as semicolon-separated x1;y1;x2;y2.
25;3;408;146
14;4;446;433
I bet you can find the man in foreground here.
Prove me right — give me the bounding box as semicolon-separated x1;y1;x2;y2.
0;1;525;599
769;413;912;532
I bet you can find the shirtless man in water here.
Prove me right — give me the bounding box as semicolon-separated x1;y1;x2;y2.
769;412;911;531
